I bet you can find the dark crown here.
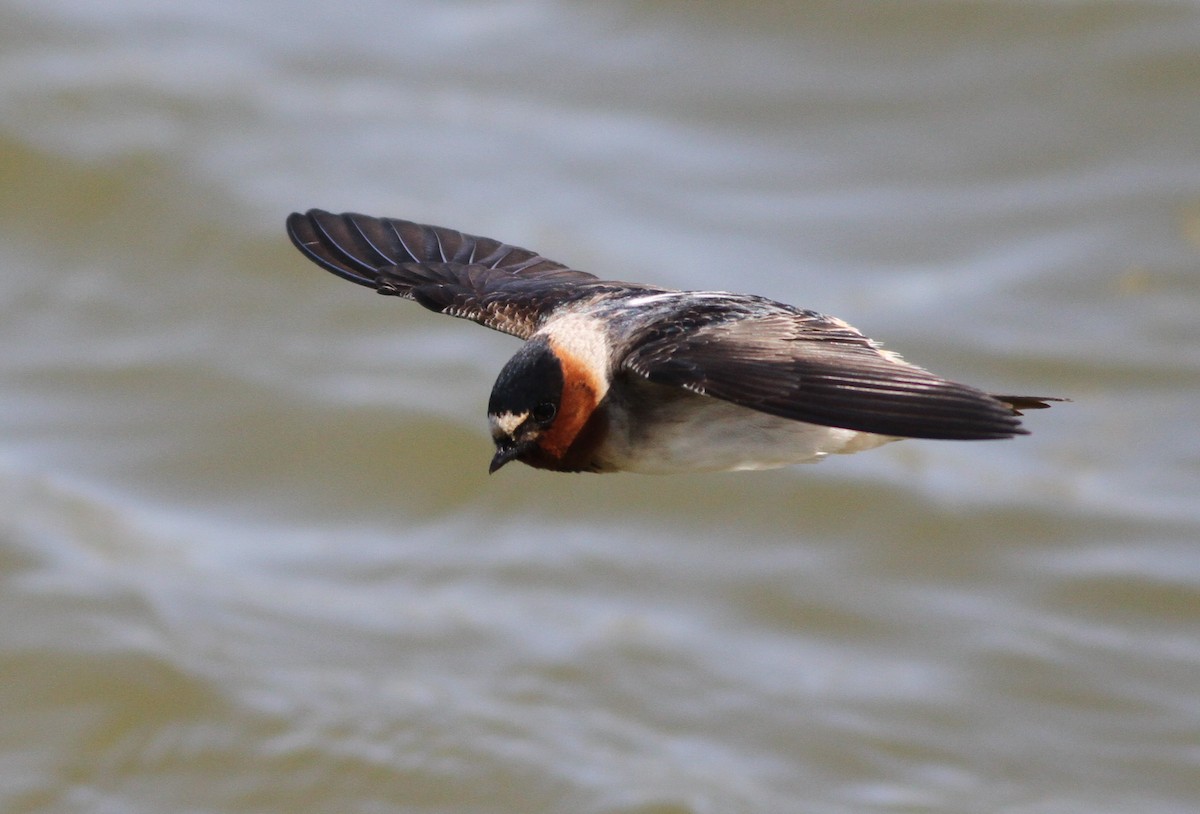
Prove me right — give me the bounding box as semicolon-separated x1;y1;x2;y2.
488;337;564;417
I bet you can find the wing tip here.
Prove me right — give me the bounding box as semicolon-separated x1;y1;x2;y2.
285;209;387;288
932;392;1068;440
891;389;1066;440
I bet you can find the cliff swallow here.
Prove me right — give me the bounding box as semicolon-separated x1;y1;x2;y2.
287;210;1061;474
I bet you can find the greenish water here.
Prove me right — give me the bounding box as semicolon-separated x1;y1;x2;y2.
2;2;1199;812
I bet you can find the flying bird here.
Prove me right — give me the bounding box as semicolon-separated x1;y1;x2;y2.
287;210;1060;474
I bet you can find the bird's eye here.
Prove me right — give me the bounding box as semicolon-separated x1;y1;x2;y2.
532;402;557;423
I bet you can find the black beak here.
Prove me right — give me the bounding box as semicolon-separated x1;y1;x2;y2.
489;442;525;474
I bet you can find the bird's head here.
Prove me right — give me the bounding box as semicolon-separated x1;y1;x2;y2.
487;337;565;473
486;335;605;473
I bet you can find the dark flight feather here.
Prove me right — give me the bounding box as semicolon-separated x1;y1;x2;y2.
286;209;626;338
620;298;1043;440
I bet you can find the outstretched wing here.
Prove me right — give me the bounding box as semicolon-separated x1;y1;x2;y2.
286;209;625;338
622;298;1041;440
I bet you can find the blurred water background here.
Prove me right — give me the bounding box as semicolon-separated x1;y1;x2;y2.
2;1;1199;812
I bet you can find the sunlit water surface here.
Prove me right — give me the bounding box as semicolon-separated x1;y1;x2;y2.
2;2;1199;813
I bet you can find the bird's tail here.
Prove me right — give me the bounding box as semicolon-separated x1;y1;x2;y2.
991;395;1068;416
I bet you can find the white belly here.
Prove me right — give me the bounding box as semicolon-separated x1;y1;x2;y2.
596;381;897;474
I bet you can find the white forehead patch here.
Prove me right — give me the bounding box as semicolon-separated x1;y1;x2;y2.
490;410;528;438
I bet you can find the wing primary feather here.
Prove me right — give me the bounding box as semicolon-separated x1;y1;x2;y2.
286;211;379;287
384;218;420;265
348;214;403;270
434;229;448;262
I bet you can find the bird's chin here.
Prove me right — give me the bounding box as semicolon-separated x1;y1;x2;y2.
489;440;536;474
